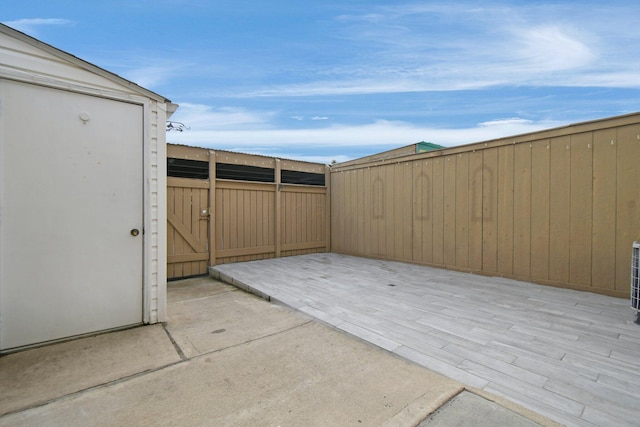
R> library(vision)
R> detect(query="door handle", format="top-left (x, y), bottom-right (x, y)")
top-left (130, 229), bottom-right (140, 236)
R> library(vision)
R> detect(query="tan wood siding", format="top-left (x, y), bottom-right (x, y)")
top-left (330, 113), bottom-right (640, 298)
top-left (615, 124), bottom-right (640, 291)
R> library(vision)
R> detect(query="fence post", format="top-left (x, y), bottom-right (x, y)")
top-left (209, 150), bottom-right (216, 266)
top-left (325, 164), bottom-right (331, 253)
top-left (275, 158), bottom-right (282, 258)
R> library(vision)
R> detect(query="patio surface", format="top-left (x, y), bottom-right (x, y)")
top-left (2, 276), bottom-right (551, 426)
top-left (212, 253), bottom-right (640, 427)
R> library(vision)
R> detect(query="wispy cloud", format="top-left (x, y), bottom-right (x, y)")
top-left (223, 2), bottom-right (640, 98)
top-left (170, 102), bottom-right (275, 130)
top-left (513, 25), bottom-right (595, 72)
top-left (121, 65), bottom-right (183, 89)
top-left (166, 114), bottom-right (564, 160)
top-left (3, 18), bottom-right (74, 36)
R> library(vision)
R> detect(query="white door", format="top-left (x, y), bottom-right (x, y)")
top-left (0, 80), bottom-right (143, 350)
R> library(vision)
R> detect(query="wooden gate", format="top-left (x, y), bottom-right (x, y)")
top-left (167, 177), bottom-right (210, 279)
top-left (167, 144), bottom-right (331, 279)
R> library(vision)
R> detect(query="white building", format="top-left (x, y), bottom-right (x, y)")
top-left (0, 24), bottom-right (176, 351)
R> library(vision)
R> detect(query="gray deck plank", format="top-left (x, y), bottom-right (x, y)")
top-left (212, 253), bottom-right (640, 427)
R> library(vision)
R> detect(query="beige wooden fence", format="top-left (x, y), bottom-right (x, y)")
top-left (167, 145), bottom-right (330, 279)
top-left (330, 113), bottom-right (640, 298)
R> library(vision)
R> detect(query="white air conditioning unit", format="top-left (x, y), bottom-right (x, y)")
top-left (632, 242), bottom-right (640, 316)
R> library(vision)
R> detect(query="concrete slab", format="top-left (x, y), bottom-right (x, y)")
top-left (0, 279), bottom-right (464, 427)
top-left (419, 391), bottom-right (542, 426)
top-left (166, 276), bottom-right (234, 303)
top-left (165, 281), bottom-right (310, 358)
top-left (0, 324), bottom-right (180, 416)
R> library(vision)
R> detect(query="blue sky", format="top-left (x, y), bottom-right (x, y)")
top-left (4, 1), bottom-right (640, 163)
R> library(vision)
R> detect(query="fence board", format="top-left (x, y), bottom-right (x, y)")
top-left (357, 168), bottom-right (366, 255)
top-left (615, 124), bottom-right (640, 291)
top-left (383, 165), bottom-right (394, 258)
top-left (549, 136), bottom-right (571, 283)
top-left (468, 152), bottom-right (483, 271)
top-left (444, 156), bottom-right (457, 266)
top-left (482, 148), bottom-right (498, 272)
top-left (530, 140), bottom-right (550, 280)
top-left (591, 128), bottom-right (617, 290)
top-left (569, 132), bottom-right (593, 287)
top-left (432, 159), bottom-right (445, 265)
top-left (401, 163), bottom-right (413, 261)
top-left (497, 145), bottom-right (514, 275)
top-left (363, 167), bottom-right (372, 257)
top-left (513, 143), bottom-right (531, 278)
top-left (331, 172), bottom-right (344, 253)
top-left (455, 153), bottom-right (470, 269)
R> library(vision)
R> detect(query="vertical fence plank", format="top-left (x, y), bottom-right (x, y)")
top-left (468, 152), bottom-right (483, 271)
top-left (432, 158), bottom-right (445, 265)
top-left (513, 143), bottom-right (531, 278)
top-left (209, 151), bottom-right (216, 266)
top-left (216, 188), bottom-right (223, 253)
top-left (392, 164), bottom-right (403, 259)
top-left (444, 156), bottom-right (457, 266)
top-left (383, 165), bottom-right (394, 258)
top-left (549, 136), bottom-right (571, 283)
top-left (332, 171), bottom-right (344, 253)
top-left (422, 160), bottom-right (433, 263)
top-left (530, 140), bottom-right (550, 280)
top-left (275, 159), bottom-right (281, 257)
top-left (363, 166), bottom-right (371, 257)
top-left (325, 165), bottom-right (332, 252)
top-left (455, 153), bottom-right (470, 269)
top-left (370, 167), bottom-right (383, 256)
top-left (591, 128), bottom-right (617, 290)
top-left (402, 162), bottom-right (414, 261)
top-left (569, 132), bottom-right (593, 287)
top-left (497, 145), bottom-right (514, 275)
top-left (412, 161), bottom-right (424, 262)
top-left (182, 186), bottom-right (193, 276)
top-left (167, 186), bottom-right (176, 278)
top-left (482, 148), bottom-right (498, 273)
top-left (357, 168), bottom-right (366, 255)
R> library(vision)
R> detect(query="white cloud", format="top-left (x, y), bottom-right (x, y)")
top-left (3, 18), bottom-right (73, 35)
top-left (121, 65), bottom-right (180, 89)
top-left (513, 25), bottom-right (596, 72)
top-left (479, 118), bottom-right (532, 127)
top-left (169, 102), bottom-right (275, 130)
top-left (290, 116), bottom-right (304, 121)
top-left (166, 116), bottom-right (565, 161)
top-left (311, 116), bottom-right (329, 120)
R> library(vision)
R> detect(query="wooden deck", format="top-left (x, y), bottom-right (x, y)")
top-left (212, 253), bottom-right (640, 427)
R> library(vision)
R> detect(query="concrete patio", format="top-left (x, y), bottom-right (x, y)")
top-left (0, 276), bottom-right (552, 426)
top-left (212, 253), bottom-right (640, 427)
